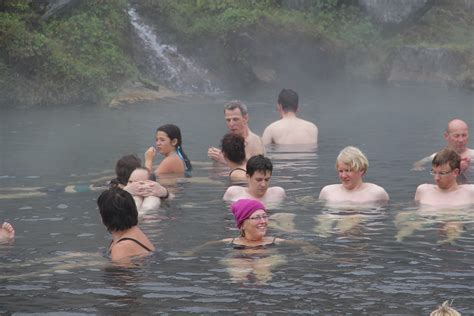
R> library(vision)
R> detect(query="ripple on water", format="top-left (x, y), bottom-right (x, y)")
top-left (58, 288), bottom-right (127, 296)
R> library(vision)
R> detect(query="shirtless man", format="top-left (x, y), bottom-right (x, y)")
top-left (262, 89), bottom-right (318, 145)
top-left (415, 148), bottom-right (474, 206)
top-left (319, 146), bottom-right (389, 204)
top-left (413, 119), bottom-right (474, 177)
top-left (223, 155), bottom-right (286, 206)
top-left (208, 100), bottom-right (265, 164)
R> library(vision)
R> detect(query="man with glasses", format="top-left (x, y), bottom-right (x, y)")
top-left (223, 155), bottom-right (285, 206)
top-left (413, 119), bottom-right (474, 181)
top-left (208, 100), bottom-right (265, 165)
top-left (415, 148), bottom-right (474, 206)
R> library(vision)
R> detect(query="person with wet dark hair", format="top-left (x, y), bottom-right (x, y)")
top-left (145, 124), bottom-right (192, 177)
top-left (111, 154), bottom-right (169, 203)
top-left (97, 187), bottom-right (155, 262)
top-left (112, 155), bottom-right (141, 187)
top-left (415, 148), bottom-right (474, 206)
top-left (223, 155), bottom-right (285, 206)
top-left (221, 133), bottom-right (247, 181)
top-left (262, 89), bottom-right (318, 145)
top-left (208, 100), bottom-right (265, 165)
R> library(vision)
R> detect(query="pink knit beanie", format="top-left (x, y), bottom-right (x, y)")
top-left (231, 199), bottom-right (266, 228)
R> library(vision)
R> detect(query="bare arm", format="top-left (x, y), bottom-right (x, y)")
top-left (261, 126), bottom-right (273, 146)
top-left (412, 154), bottom-right (435, 171)
top-left (144, 147), bottom-right (156, 172)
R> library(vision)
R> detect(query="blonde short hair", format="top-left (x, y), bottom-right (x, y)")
top-left (430, 300), bottom-right (461, 316)
top-left (335, 146), bottom-right (369, 173)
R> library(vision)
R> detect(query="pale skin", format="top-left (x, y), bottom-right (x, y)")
top-left (318, 162), bottom-right (389, 204)
top-left (208, 108), bottom-right (265, 164)
top-left (223, 170), bottom-right (286, 206)
top-left (0, 222), bottom-right (15, 243)
top-left (145, 130), bottom-right (184, 177)
top-left (414, 163), bottom-right (474, 206)
top-left (413, 119), bottom-right (474, 173)
top-left (109, 226), bottom-right (155, 263)
top-left (126, 169), bottom-right (161, 212)
top-left (262, 105), bottom-right (318, 145)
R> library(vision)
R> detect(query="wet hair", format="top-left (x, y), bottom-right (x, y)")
top-left (97, 188), bottom-right (138, 232)
top-left (114, 155), bottom-right (141, 186)
top-left (430, 300), bottom-right (461, 316)
top-left (224, 100), bottom-right (248, 116)
top-left (221, 133), bottom-right (246, 165)
top-left (432, 148), bottom-right (460, 170)
top-left (246, 155), bottom-right (273, 177)
top-left (336, 146), bottom-right (369, 173)
top-left (157, 124), bottom-right (192, 171)
top-left (278, 89), bottom-right (298, 112)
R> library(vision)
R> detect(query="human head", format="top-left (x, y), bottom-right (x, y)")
top-left (128, 167), bottom-right (150, 183)
top-left (429, 300), bottom-right (461, 316)
top-left (246, 155), bottom-right (273, 177)
top-left (277, 88), bottom-right (299, 113)
top-left (97, 188), bottom-right (138, 232)
top-left (224, 100), bottom-right (248, 116)
top-left (231, 199), bottom-right (266, 229)
top-left (221, 133), bottom-right (246, 165)
top-left (432, 148), bottom-right (461, 171)
top-left (115, 155), bottom-right (141, 185)
top-left (224, 100), bottom-right (249, 136)
top-left (246, 155), bottom-right (273, 198)
top-left (335, 146), bottom-right (369, 174)
top-left (157, 124), bottom-right (182, 148)
top-left (444, 119), bottom-right (469, 153)
top-left (431, 149), bottom-right (460, 189)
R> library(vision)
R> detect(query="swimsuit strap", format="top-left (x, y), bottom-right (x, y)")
top-left (114, 237), bottom-right (152, 252)
top-left (271, 236), bottom-right (277, 245)
top-left (229, 167), bottom-right (246, 177)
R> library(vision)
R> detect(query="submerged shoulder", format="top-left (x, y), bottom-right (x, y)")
top-left (223, 185), bottom-right (245, 200)
top-left (157, 155), bottom-right (184, 174)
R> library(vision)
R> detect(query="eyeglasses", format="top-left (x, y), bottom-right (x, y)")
top-left (430, 169), bottom-right (453, 176)
top-left (248, 214), bottom-right (269, 221)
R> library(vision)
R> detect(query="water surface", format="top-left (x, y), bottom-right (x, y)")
top-left (1, 82), bottom-right (473, 314)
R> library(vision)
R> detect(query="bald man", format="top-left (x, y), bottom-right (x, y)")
top-left (413, 119), bottom-right (474, 178)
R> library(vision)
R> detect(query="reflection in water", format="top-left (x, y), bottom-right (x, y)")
top-left (394, 206), bottom-right (474, 244)
top-left (2, 84), bottom-right (474, 314)
top-left (314, 204), bottom-right (386, 238)
top-left (221, 249), bottom-right (287, 284)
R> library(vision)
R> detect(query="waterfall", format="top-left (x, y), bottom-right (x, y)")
top-left (128, 8), bottom-right (218, 94)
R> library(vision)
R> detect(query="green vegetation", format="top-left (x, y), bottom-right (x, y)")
top-left (0, 0), bottom-right (136, 105)
top-left (142, 0), bottom-right (381, 48)
top-left (0, 0), bottom-right (472, 106)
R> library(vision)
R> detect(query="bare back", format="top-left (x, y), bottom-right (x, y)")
top-left (245, 130), bottom-right (266, 159)
top-left (262, 117), bottom-right (318, 145)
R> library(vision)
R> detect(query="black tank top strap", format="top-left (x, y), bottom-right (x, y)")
top-left (271, 236), bottom-right (277, 245)
top-left (115, 237), bottom-right (152, 252)
top-left (229, 167), bottom-right (246, 177)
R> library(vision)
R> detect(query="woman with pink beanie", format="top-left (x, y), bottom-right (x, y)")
top-left (222, 199), bottom-right (284, 248)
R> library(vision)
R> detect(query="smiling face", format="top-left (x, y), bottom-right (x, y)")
top-left (241, 209), bottom-right (268, 240)
top-left (247, 170), bottom-right (271, 198)
top-left (444, 120), bottom-right (469, 153)
top-left (155, 131), bottom-right (177, 156)
top-left (337, 162), bottom-right (364, 190)
top-left (224, 108), bottom-right (248, 136)
top-left (432, 162), bottom-right (459, 190)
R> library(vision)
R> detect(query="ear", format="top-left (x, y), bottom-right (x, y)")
top-left (243, 113), bottom-right (249, 123)
top-left (453, 168), bottom-right (460, 176)
top-left (443, 131), bottom-right (449, 141)
top-left (171, 138), bottom-right (178, 147)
